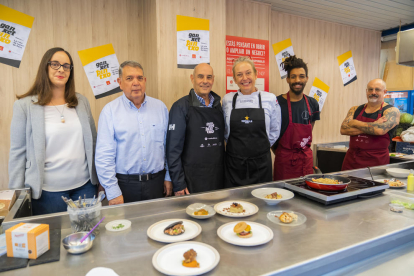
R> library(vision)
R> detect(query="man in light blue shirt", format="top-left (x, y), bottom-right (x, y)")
top-left (95, 61), bottom-right (172, 205)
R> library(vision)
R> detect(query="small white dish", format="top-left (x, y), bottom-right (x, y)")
top-left (373, 179), bottom-right (407, 189)
top-left (152, 241), bottom-right (220, 276)
top-left (217, 221), bottom-right (273, 247)
top-left (105, 220), bottom-right (131, 232)
top-left (386, 168), bottom-right (411, 178)
top-left (267, 210), bottom-right (307, 227)
top-left (186, 203), bottom-right (216, 219)
top-left (214, 201), bottom-right (259, 218)
top-left (251, 188), bottom-right (294, 205)
top-left (147, 219), bottom-right (202, 243)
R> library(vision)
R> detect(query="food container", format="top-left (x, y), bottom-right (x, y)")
top-left (389, 203), bottom-right (404, 213)
top-left (62, 232), bottom-right (95, 254)
top-left (303, 174), bottom-right (351, 191)
top-left (67, 199), bottom-right (101, 235)
top-left (389, 193), bottom-right (414, 210)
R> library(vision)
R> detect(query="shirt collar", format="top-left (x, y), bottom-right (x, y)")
top-left (194, 92), bottom-right (214, 107)
top-left (122, 93), bottom-right (148, 109)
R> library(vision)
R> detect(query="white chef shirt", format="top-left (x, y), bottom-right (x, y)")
top-left (222, 90), bottom-right (282, 146)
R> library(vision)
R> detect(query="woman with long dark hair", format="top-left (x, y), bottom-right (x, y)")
top-left (8, 47), bottom-right (98, 215)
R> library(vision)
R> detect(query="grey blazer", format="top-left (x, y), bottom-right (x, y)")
top-left (8, 93), bottom-right (98, 199)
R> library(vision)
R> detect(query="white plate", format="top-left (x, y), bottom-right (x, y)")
top-left (152, 241), bottom-right (220, 276)
top-left (147, 219), bottom-right (202, 243)
top-left (373, 179), bottom-right (407, 189)
top-left (217, 221), bottom-right (273, 246)
top-left (251, 188), bottom-right (294, 205)
top-left (386, 168), bottom-right (411, 178)
top-left (267, 210), bottom-right (307, 227)
top-left (214, 201), bottom-right (259, 217)
top-left (186, 203), bottom-right (216, 219)
top-left (105, 220), bottom-right (132, 232)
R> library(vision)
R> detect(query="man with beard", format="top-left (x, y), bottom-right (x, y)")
top-left (273, 56), bottom-right (320, 180)
top-left (340, 79), bottom-right (399, 170)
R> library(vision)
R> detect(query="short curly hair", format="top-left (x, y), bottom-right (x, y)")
top-left (281, 55), bottom-right (308, 77)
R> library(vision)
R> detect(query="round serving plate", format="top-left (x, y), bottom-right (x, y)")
top-left (152, 241), bottom-right (220, 276)
top-left (147, 219), bottom-right (202, 243)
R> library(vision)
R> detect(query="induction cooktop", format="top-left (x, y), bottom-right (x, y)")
top-left (284, 176), bottom-right (388, 205)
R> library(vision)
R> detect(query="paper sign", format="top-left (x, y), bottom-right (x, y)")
top-left (272, 38), bottom-right (294, 79)
top-left (0, 4), bottom-right (34, 68)
top-left (78, 44), bottom-right (121, 99)
top-left (308, 77), bottom-right (330, 111)
top-left (337, 50), bottom-right (357, 86)
top-left (177, 15), bottom-right (210, 69)
top-left (226, 35), bottom-right (269, 93)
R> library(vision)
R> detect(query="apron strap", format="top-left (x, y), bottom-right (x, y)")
top-left (258, 92), bottom-right (263, 109)
top-left (357, 102), bottom-right (384, 120)
top-left (303, 95), bottom-right (312, 125)
top-left (287, 92), bottom-right (293, 124)
top-left (232, 92), bottom-right (239, 109)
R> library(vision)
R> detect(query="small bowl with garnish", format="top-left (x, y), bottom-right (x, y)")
top-left (105, 219), bottom-right (131, 232)
top-left (251, 188), bottom-right (294, 205)
top-left (186, 203), bottom-right (216, 219)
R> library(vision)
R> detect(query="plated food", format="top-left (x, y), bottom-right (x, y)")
top-left (164, 221), bottom-right (185, 236)
top-left (214, 201), bottom-right (258, 217)
top-left (311, 178), bottom-right (342, 184)
top-left (251, 188), bottom-right (294, 206)
top-left (186, 203), bottom-right (216, 220)
top-left (105, 219), bottom-right (132, 232)
top-left (217, 221), bottom-right (273, 246)
top-left (147, 219), bottom-right (202, 243)
top-left (265, 192), bottom-right (282, 199)
top-left (277, 212), bottom-right (298, 224)
top-left (229, 202), bottom-right (244, 213)
top-left (152, 241), bottom-right (220, 276)
top-left (193, 209), bottom-right (208, 216)
top-left (267, 210), bottom-right (307, 227)
top-left (182, 249), bottom-right (199, 268)
top-left (384, 179), bottom-right (405, 187)
top-left (233, 222), bottom-right (252, 238)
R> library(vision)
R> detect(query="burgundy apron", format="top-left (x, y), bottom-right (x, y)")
top-left (341, 103), bottom-right (390, 171)
top-left (274, 93), bottom-right (314, 181)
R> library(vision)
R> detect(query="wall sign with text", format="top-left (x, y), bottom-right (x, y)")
top-left (0, 4), bottom-right (34, 68)
top-left (177, 15), bottom-right (210, 69)
top-left (226, 35), bottom-right (269, 93)
top-left (78, 44), bottom-right (121, 99)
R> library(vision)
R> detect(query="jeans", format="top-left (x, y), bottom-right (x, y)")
top-left (32, 180), bottom-right (97, 216)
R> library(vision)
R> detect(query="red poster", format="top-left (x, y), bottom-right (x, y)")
top-left (226, 35), bottom-right (269, 94)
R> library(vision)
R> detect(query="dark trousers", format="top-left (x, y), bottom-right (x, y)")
top-left (116, 171), bottom-right (165, 203)
top-left (32, 180), bottom-right (97, 216)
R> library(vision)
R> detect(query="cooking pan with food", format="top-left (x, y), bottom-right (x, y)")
top-left (304, 167), bottom-right (351, 191)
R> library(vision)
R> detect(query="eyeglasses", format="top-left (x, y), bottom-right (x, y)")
top-left (48, 61), bottom-right (73, 71)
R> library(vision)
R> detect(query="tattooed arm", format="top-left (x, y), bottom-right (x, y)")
top-left (340, 106), bottom-right (363, 136)
top-left (348, 107), bottom-right (400, 136)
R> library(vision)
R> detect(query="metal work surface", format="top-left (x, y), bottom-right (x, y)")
top-left (3, 162), bottom-right (414, 276)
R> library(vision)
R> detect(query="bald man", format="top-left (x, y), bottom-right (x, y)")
top-left (166, 63), bottom-right (225, 195)
top-left (340, 79), bottom-right (400, 170)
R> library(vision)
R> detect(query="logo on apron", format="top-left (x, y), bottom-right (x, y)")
top-left (241, 116), bottom-right (253, 124)
top-left (201, 122), bottom-right (219, 133)
top-left (300, 136), bottom-right (311, 148)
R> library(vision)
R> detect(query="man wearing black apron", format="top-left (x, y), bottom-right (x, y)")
top-left (167, 64), bottom-right (225, 196)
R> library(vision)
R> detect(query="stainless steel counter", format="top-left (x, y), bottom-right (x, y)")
top-left (3, 162), bottom-right (414, 275)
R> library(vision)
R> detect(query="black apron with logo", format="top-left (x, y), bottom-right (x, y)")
top-left (181, 102), bottom-right (225, 193)
top-left (225, 92), bottom-right (272, 187)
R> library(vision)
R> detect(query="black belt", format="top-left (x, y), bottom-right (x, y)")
top-left (116, 170), bottom-right (165, 182)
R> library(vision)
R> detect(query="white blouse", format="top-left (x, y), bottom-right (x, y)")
top-left (42, 104), bottom-right (90, 192)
